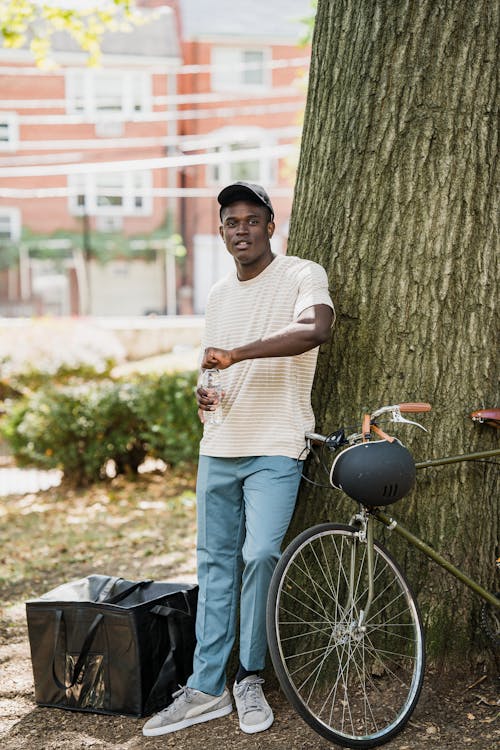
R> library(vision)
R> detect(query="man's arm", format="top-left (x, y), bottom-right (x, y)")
top-left (201, 304), bottom-right (334, 370)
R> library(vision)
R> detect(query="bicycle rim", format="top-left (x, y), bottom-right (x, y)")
top-left (267, 523), bottom-right (425, 748)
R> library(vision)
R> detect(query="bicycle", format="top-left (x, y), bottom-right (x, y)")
top-left (266, 402), bottom-right (500, 749)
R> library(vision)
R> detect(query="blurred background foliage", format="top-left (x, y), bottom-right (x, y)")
top-left (0, 319), bottom-right (200, 486)
top-left (1, 371), bottom-right (201, 486)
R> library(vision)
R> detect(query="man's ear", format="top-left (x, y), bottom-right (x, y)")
top-left (267, 221), bottom-right (275, 238)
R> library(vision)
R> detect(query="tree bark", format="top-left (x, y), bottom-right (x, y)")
top-left (288, 0), bottom-right (499, 659)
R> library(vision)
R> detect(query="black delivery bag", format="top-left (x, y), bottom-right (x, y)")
top-left (26, 575), bottom-right (198, 717)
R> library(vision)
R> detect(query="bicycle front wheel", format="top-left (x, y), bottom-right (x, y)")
top-left (267, 523), bottom-right (425, 748)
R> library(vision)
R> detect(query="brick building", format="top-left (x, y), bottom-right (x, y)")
top-left (0, 0), bottom-right (311, 316)
top-left (173, 0), bottom-right (311, 313)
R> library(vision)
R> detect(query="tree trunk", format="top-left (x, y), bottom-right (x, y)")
top-left (288, 0), bottom-right (499, 660)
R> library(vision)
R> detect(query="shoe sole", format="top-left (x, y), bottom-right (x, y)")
top-left (239, 711), bottom-right (274, 734)
top-left (142, 703), bottom-right (233, 737)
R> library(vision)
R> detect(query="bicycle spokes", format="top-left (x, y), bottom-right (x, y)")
top-left (268, 524), bottom-right (425, 747)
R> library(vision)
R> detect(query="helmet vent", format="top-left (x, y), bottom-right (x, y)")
top-left (383, 483), bottom-right (398, 498)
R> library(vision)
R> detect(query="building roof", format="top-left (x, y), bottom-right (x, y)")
top-left (179, 0), bottom-right (313, 42)
top-left (51, 6), bottom-right (180, 62)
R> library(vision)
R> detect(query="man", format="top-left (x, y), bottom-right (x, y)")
top-left (143, 182), bottom-right (334, 737)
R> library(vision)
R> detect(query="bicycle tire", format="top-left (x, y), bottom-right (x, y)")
top-left (481, 593), bottom-right (500, 647)
top-left (267, 523), bottom-right (425, 748)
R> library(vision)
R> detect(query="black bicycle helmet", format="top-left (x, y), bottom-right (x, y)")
top-left (330, 439), bottom-right (416, 506)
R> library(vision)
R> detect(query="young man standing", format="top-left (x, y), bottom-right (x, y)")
top-left (143, 181), bottom-right (334, 737)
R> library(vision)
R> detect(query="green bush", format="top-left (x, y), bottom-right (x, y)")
top-left (1, 371), bottom-right (202, 486)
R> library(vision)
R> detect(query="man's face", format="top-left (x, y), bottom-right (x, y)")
top-left (219, 200), bottom-right (275, 272)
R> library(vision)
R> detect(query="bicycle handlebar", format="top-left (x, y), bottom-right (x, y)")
top-left (398, 402), bottom-right (432, 413)
top-left (305, 431), bottom-right (331, 445)
top-left (305, 402), bottom-right (432, 448)
top-left (370, 402), bottom-right (432, 419)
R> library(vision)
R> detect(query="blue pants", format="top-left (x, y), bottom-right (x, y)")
top-left (187, 455), bottom-right (303, 696)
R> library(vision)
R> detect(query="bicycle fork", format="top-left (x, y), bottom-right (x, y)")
top-left (349, 508), bottom-right (375, 632)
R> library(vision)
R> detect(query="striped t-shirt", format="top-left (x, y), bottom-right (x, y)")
top-left (199, 254), bottom-right (334, 459)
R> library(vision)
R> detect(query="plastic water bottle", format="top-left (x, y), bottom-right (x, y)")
top-left (201, 368), bottom-right (222, 425)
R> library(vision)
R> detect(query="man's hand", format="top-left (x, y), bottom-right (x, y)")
top-left (196, 349), bottom-right (232, 423)
top-left (196, 383), bottom-right (225, 422)
top-left (201, 347), bottom-right (235, 370)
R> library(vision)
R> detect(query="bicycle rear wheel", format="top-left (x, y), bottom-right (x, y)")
top-left (267, 523), bottom-right (425, 748)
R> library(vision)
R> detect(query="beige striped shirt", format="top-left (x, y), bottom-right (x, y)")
top-left (199, 254), bottom-right (334, 459)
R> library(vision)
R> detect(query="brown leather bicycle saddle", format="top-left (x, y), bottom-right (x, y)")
top-left (470, 408), bottom-right (500, 429)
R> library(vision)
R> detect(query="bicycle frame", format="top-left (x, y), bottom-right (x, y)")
top-left (269, 408), bottom-right (499, 747)
top-left (343, 444), bottom-right (500, 624)
top-left (415, 447), bottom-right (500, 469)
top-left (306, 407), bottom-right (500, 624)
top-left (372, 508), bottom-right (500, 609)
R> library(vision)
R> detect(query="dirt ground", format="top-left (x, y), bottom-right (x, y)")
top-left (0, 472), bottom-right (498, 750)
top-left (1, 634), bottom-right (498, 750)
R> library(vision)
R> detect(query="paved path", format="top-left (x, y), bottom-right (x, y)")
top-left (0, 468), bottom-right (62, 496)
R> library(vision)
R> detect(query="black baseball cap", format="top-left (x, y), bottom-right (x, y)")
top-left (217, 181), bottom-right (274, 220)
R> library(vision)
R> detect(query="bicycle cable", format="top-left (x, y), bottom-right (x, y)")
top-left (296, 434), bottom-right (346, 490)
top-left (296, 445), bottom-right (331, 489)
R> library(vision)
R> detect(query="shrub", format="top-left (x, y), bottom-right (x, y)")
top-left (134, 371), bottom-right (203, 465)
top-left (1, 371), bottom-right (202, 486)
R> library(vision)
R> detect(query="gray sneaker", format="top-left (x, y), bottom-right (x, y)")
top-left (233, 676), bottom-right (274, 734)
top-left (142, 686), bottom-right (233, 737)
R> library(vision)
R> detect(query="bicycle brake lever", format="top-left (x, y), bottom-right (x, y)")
top-left (390, 408), bottom-right (428, 432)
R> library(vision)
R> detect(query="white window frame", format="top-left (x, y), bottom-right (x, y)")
top-left (0, 207), bottom-right (21, 240)
top-left (211, 46), bottom-right (270, 92)
top-left (65, 70), bottom-right (152, 118)
top-left (68, 171), bottom-right (152, 217)
top-left (207, 127), bottom-right (276, 186)
top-left (0, 113), bottom-right (19, 152)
